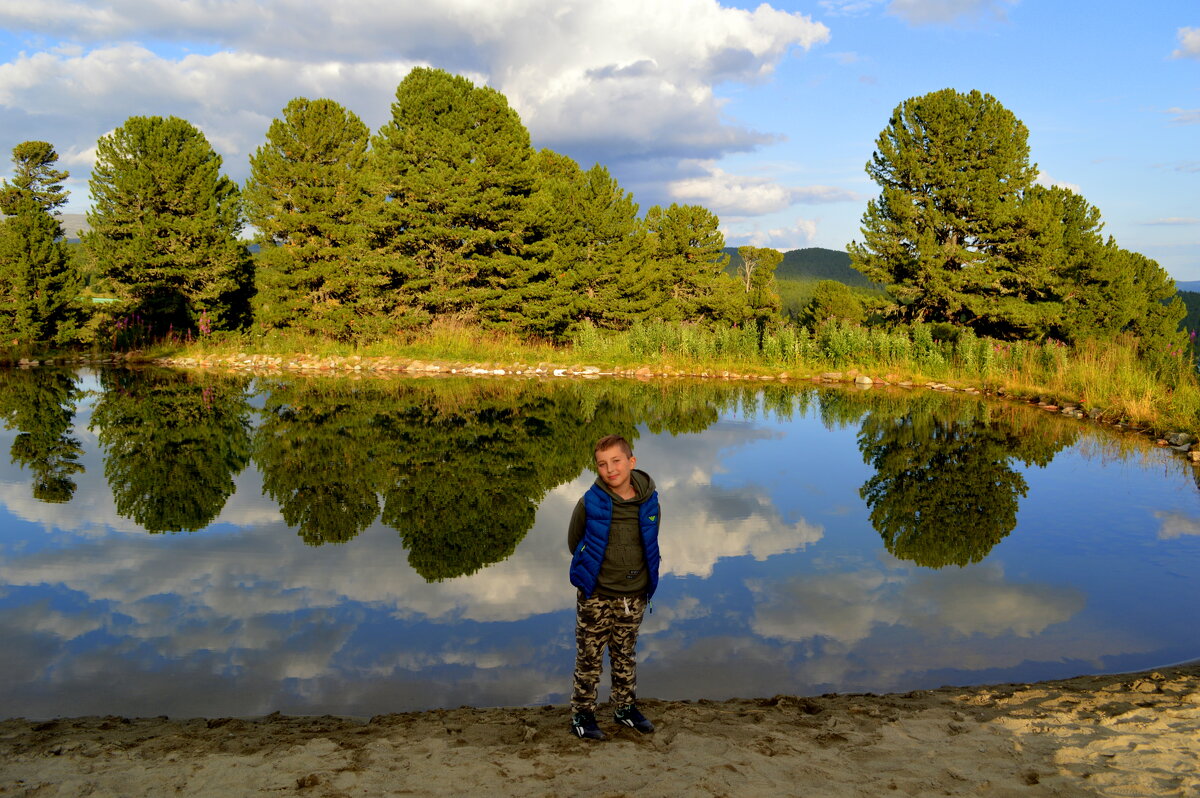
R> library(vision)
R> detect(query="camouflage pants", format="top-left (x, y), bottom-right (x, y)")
top-left (571, 592), bottom-right (647, 713)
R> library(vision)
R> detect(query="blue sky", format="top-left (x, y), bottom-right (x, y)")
top-left (1, 0), bottom-right (1196, 278)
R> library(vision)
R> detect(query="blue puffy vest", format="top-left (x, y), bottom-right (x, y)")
top-left (569, 482), bottom-right (661, 599)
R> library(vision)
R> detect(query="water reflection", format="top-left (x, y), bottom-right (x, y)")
top-left (90, 369), bottom-right (253, 533)
top-left (0, 368), bottom-right (1198, 719)
top-left (0, 368), bottom-right (84, 503)
top-left (851, 393), bottom-right (1077, 567)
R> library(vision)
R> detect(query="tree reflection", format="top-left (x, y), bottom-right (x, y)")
top-left (251, 377), bottom-right (740, 579)
top-left (90, 368), bottom-right (252, 532)
top-left (254, 387), bottom-right (384, 545)
top-left (0, 368), bottom-right (84, 503)
top-left (841, 391), bottom-right (1076, 568)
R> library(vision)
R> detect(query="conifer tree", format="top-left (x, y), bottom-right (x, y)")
top-left (849, 89), bottom-right (1039, 334)
top-left (0, 141), bottom-right (68, 214)
top-left (646, 203), bottom-right (739, 324)
top-left (245, 98), bottom-right (385, 340)
top-left (0, 141), bottom-right (82, 345)
top-left (84, 116), bottom-right (252, 333)
top-left (736, 245), bottom-right (783, 331)
top-left (372, 68), bottom-right (539, 327)
top-left (527, 152), bottom-right (653, 335)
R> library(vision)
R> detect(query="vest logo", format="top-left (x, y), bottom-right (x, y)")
top-left (648, 515), bottom-right (657, 522)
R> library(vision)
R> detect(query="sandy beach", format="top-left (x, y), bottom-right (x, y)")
top-left (2, 663), bottom-right (1197, 798)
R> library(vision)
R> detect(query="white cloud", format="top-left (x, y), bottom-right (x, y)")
top-left (0, 0), bottom-right (830, 201)
top-left (1166, 106), bottom-right (1200, 125)
top-left (886, 0), bottom-right (1017, 25)
top-left (1035, 170), bottom-right (1081, 194)
top-left (1173, 26), bottom-right (1200, 59)
top-left (749, 562), bottom-right (1085, 646)
top-left (731, 217), bottom-right (820, 249)
top-left (1155, 511), bottom-right (1200, 540)
top-left (669, 163), bottom-right (863, 217)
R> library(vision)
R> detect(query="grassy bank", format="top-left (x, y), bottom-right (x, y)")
top-left (10, 318), bottom-right (1200, 438)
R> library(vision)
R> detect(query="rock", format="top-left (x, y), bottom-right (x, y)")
top-left (854, 375), bottom-right (873, 385)
top-left (1165, 432), bottom-right (1194, 447)
top-left (821, 372), bottom-right (842, 382)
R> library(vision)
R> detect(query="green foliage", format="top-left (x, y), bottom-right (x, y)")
top-left (372, 68), bottom-right (539, 328)
top-left (800, 279), bottom-right (866, 326)
top-left (736, 246), bottom-right (783, 332)
top-left (0, 141), bottom-right (69, 214)
top-left (0, 368), bottom-right (84, 502)
top-left (89, 368), bottom-right (252, 533)
top-left (84, 116), bottom-right (252, 335)
top-left (244, 98), bottom-right (387, 341)
top-left (647, 203), bottom-right (739, 324)
top-left (526, 152), bottom-right (653, 337)
top-left (0, 142), bottom-right (83, 346)
top-left (849, 88), bottom-right (1039, 333)
top-left (0, 194), bottom-right (83, 346)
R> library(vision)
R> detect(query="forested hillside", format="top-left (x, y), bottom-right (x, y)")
top-left (726, 246), bottom-right (876, 288)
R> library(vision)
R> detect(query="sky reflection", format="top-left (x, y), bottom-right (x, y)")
top-left (1, 370), bottom-right (1199, 718)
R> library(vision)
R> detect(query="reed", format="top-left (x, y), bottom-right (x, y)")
top-left (32, 317), bottom-right (1197, 437)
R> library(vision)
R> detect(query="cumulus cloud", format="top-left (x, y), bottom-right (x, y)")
top-left (1035, 170), bottom-right (1081, 194)
top-left (668, 163), bottom-right (864, 216)
top-left (0, 0), bottom-right (830, 199)
top-left (1173, 26), bottom-right (1200, 59)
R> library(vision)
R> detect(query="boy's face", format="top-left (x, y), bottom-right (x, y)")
top-left (595, 445), bottom-right (636, 494)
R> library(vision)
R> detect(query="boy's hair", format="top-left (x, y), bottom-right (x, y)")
top-left (594, 434), bottom-right (632, 459)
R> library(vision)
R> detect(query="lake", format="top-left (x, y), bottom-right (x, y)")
top-left (1, 367), bottom-right (1198, 720)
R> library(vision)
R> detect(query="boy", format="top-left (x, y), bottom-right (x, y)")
top-left (567, 434), bottom-right (661, 740)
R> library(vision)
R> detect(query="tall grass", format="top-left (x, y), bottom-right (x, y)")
top-left (88, 316), bottom-right (1200, 437)
top-left (568, 319), bottom-right (1200, 434)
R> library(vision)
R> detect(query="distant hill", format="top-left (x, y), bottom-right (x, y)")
top-left (1180, 290), bottom-right (1200, 334)
top-left (57, 213), bottom-right (90, 242)
top-left (725, 246), bottom-right (876, 289)
top-left (1175, 280), bottom-right (1200, 294)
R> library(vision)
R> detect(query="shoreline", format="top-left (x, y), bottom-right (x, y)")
top-left (14, 349), bottom-right (1199, 467)
top-left (4, 662), bottom-right (1198, 797)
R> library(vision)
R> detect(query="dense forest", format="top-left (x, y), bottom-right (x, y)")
top-left (0, 75), bottom-right (1193, 366)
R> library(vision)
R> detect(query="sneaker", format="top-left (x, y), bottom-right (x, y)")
top-left (613, 703), bottom-right (654, 733)
top-left (571, 710), bottom-right (605, 740)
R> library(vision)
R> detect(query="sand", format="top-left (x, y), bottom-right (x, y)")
top-left (2, 663), bottom-right (1197, 798)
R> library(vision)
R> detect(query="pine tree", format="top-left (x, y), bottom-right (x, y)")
top-left (645, 203), bottom-right (739, 324)
top-left (736, 246), bottom-right (783, 331)
top-left (372, 68), bottom-right (539, 327)
top-left (0, 141), bottom-right (82, 345)
top-left (849, 89), bottom-right (1039, 334)
top-left (84, 116), bottom-right (252, 334)
top-left (0, 141), bottom-right (69, 214)
top-left (245, 98), bottom-right (386, 340)
top-left (526, 152), bottom-right (655, 335)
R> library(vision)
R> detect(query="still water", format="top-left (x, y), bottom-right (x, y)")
top-left (1, 367), bottom-right (1198, 720)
